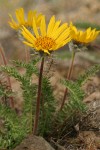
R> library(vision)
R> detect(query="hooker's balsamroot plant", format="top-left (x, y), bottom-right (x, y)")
top-left (60, 22), bottom-right (100, 110)
top-left (21, 14), bottom-right (71, 135)
top-left (0, 7), bottom-right (100, 149)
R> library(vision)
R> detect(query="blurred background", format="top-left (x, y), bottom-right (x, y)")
top-left (0, 0), bottom-right (100, 61)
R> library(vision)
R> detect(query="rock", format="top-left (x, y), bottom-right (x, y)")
top-left (13, 135), bottom-right (55, 150)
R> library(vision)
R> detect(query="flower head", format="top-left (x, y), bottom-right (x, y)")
top-left (70, 22), bottom-right (100, 44)
top-left (9, 8), bottom-right (43, 30)
top-left (21, 16), bottom-right (71, 54)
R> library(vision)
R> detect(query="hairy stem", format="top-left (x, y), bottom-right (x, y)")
top-left (25, 45), bottom-right (30, 63)
top-left (60, 51), bottom-right (75, 110)
top-left (33, 57), bottom-right (44, 135)
top-left (0, 45), bottom-right (14, 108)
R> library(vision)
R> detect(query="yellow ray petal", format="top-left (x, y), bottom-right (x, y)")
top-left (51, 20), bottom-right (61, 34)
top-left (36, 14), bottom-right (43, 26)
top-left (32, 18), bottom-right (39, 38)
top-left (62, 37), bottom-right (72, 46)
top-left (43, 49), bottom-right (50, 54)
top-left (90, 29), bottom-right (96, 38)
top-left (23, 41), bottom-right (34, 47)
top-left (16, 8), bottom-right (25, 24)
top-left (9, 14), bottom-right (16, 24)
top-left (71, 25), bottom-right (78, 35)
top-left (9, 15), bottom-right (18, 29)
top-left (80, 32), bottom-right (87, 42)
top-left (15, 9), bottom-right (21, 23)
top-left (47, 16), bottom-right (55, 36)
top-left (54, 43), bottom-right (63, 50)
top-left (22, 26), bottom-right (36, 43)
top-left (92, 31), bottom-right (100, 40)
top-left (56, 28), bottom-right (70, 43)
top-left (51, 23), bottom-right (68, 39)
top-left (40, 16), bottom-right (46, 36)
top-left (86, 27), bottom-right (91, 35)
top-left (27, 10), bottom-right (36, 26)
top-left (22, 31), bottom-right (34, 44)
top-left (9, 23), bottom-right (18, 29)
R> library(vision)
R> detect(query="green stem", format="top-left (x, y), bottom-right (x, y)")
top-left (25, 45), bottom-right (30, 63)
top-left (60, 51), bottom-right (75, 111)
top-left (33, 57), bottom-right (44, 135)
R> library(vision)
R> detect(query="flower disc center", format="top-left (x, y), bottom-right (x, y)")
top-left (35, 36), bottom-right (56, 50)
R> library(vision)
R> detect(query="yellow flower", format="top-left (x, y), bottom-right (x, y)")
top-left (70, 22), bottom-right (100, 44)
top-left (21, 16), bottom-right (71, 54)
top-left (9, 8), bottom-right (43, 30)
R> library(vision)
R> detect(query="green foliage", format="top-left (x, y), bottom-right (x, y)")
top-left (0, 55), bottom-right (100, 149)
top-left (39, 77), bottom-right (56, 136)
top-left (55, 64), bottom-right (100, 137)
top-left (12, 59), bottom-right (39, 77)
top-left (75, 21), bottom-right (100, 30)
top-left (0, 58), bottom-right (56, 147)
top-left (51, 78), bottom-right (86, 138)
top-left (0, 65), bottom-right (26, 83)
top-left (0, 59), bottom-right (38, 112)
top-left (61, 80), bottom-right (86, 111)
top-left (0, 105), bottom-right (26, 149)
top-left (0, 80), bottom-right (12, 101)
top-left (0, 59), bottom-right (39, 113)
top-left (77, 64), bottom-right (100, 86)
top-left (0, 58), bottom-right (39, 149)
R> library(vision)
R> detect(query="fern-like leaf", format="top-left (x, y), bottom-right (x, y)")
top-left (0, 59), bottom-right (39, 145)
top-left (0, 104), bottom-right (26, 149)
top-left (0, 81), bottom-right (12, 98)
top-left (12, 58), bottom-right (39, 77)
top-left (55, 79), bottom-right (86, 137)
top-left (0, 66), bottom-right (27, 83)
top-left (61, 79), bottom-right (85, 107)
top-left (77, 64), bottom-right (100, 86)
top-left (39, 77), bottom-right (56, 136)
